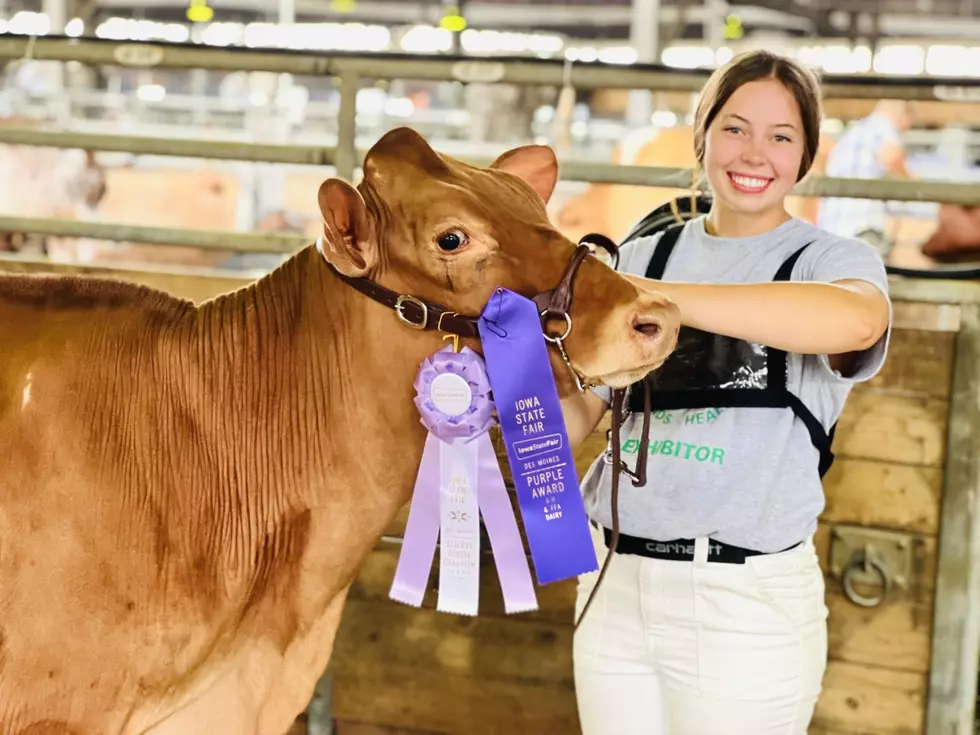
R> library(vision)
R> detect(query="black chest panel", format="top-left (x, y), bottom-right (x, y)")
top-left (626, 223), bottom-right (837, 478)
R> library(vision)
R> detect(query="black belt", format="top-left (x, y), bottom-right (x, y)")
top-left (601, 527), bottom-right (801, 565)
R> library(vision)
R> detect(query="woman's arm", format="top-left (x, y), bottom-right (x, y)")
top-left (560, 390), bottom-right (609, 449)
top-left (626, 274), bottom-right (890, 356)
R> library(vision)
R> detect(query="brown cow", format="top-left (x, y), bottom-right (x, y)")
top-left (919, 203), bottom-right (980, 262)
top-left (0, 127), bottom-right (679, 734)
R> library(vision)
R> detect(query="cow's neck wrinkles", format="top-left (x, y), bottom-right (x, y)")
top-left (185, 245), bottom-right (440, 638)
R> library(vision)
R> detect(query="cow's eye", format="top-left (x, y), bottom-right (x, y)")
top-left (436, 229), bottom-right (469, 253)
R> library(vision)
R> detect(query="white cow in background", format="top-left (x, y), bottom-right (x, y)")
top-left (0, 118), bottom-right (107, 259)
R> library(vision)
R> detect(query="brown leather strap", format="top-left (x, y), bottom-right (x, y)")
top-left (533, 235), bottom-right (620, 322)
top-left (321, 257), bottom-right (481, 338)
top-left (319, 233), bottom-right (619, 343)
top-left (532, 243), bottom-right (591, 322)
top-left (575, 386), bottom-right (625, 630)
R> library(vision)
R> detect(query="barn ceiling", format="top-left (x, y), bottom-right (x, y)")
top-left (8, 0), bottom-right (980, 41)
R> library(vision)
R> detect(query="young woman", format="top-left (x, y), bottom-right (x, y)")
top-left (561, 50), bottom-right (891, 734)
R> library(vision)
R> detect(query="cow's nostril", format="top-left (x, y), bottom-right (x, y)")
top-left (633, 318), bottom-right (662, 338)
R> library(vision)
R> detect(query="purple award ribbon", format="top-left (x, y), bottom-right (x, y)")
top-left (477, 288), bottom-right (599, 585)
top-left (389, 345), bottom-right (538, 615)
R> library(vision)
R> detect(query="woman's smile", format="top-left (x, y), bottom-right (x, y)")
top-left (727, 172), bottom-right (774, 194)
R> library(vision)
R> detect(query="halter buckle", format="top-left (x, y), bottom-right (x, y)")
top-left (394, 294), bottom-right (429, 330)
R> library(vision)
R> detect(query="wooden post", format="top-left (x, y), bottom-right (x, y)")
top-left (927, 302), bottom-right (980, 735)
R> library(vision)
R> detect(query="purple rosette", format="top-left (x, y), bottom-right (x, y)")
top-left (412, 346), bottom-right (495, 442)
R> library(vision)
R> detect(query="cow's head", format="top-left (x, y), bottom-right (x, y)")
top-left (316, 127), bottom-right (679, 394)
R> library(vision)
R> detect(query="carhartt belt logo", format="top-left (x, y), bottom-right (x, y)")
top-left (646, 541), bottom-right (696, 556)
top-left (645, 541), bottom-right (726, 556)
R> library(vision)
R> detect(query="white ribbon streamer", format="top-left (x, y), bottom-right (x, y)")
top-left (436, 438), bottom-right (482, 616)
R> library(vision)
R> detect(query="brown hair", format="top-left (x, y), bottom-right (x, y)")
top-left (693, 50), bottom-right (823, 182)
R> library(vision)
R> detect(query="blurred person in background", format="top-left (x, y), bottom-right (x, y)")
top-left (817, 99), bottom-right (915, 258)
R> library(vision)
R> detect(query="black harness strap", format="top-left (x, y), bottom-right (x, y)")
top-left (766, 243), bottom-right (811, 391)
top-left (769, 242), bottom-right (838, 477)
top-left (643, 223), bottom-right (684, 281)
top-left (626, 221), bottom-right (837, 478)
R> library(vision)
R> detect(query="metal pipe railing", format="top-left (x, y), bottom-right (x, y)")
top-left (0, 126), bottom-right (978, 205)
top-left (0, 127), bottom-right (340, 166)
top-left (0, 35), bottom-right (976, 100)
top-left (0, 216), bottom-right (307, 252)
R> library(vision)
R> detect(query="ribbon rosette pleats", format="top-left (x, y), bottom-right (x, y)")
top-left (389, 345), bottom-right (538, 616)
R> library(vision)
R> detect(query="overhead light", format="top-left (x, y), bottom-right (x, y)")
top-left (187, 0), bottom-right (214, 23)
top-left (440, 6), bottom-right (466, 32)
top-left (65, 18), bottom-right (84, 37)
top-left (136, 84), bottom-right (166, 102)
top-left (723, 14), bottom-right (744, 40)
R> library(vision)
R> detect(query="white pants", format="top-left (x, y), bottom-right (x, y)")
top-left (573, 525), bottom-right (828, 735)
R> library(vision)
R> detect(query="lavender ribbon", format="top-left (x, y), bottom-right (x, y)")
top-left (478, 288), bottom-right (599, 585)
top-left (389, 345), bottom-right (538, 615)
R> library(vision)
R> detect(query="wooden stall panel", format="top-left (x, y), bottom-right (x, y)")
top-left (809, 324), bottom-right (953, 735)
top-left (821, 460), bottom-right (942, 535)
top-left (811, 661), bottom-right (927, 735)
top-left (331, 600), bottom-right (578, 735)
top-left (866, 330), bottom-right (956, 399)
top-left (833, 389), bottom-right (947, 467)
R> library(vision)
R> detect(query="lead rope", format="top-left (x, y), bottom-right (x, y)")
top-left (573, 387), bottom-right (624, 630)
top-left (573, 380), bottom-right (653, 630)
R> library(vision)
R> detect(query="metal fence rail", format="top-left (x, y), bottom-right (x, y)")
top-left (0, 35), bottom-right (978, 100)
top-left (0, 128), bottom-right (341, 166)
top-left (2, 126), bottom-right (980, 206)
top-left (0, 216), bottom-right (307, 252)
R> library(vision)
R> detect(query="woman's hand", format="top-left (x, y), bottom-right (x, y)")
top-left (625, 275), bottom-right (890, 357)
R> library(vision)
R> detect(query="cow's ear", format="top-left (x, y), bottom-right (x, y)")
top-left (317, 178), bottom-right (378, 277)
top-left (490, 145), bottom-right (558, 205)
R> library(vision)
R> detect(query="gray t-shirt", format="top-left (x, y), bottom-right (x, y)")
top-left (582, 215), bottom-right (892, 552)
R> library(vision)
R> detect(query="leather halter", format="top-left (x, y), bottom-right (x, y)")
top-left (317, 232), bottom-right (639, 630)
top-left (317, 237), bottom-right (482, 338)
top-left (316, 233), bottom-right (619, 391)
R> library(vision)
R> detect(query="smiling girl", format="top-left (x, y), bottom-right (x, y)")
top-left (561, 51), bottom-right (891, 734)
